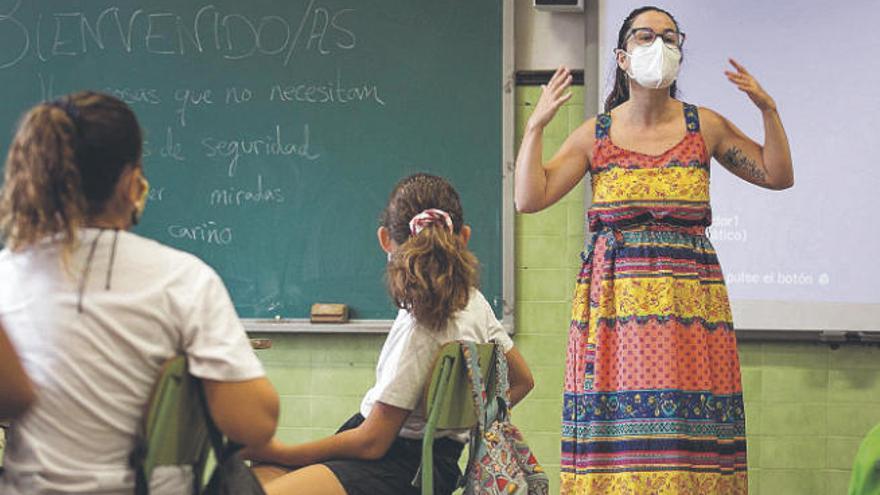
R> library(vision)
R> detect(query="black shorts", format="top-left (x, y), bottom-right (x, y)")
top-left (323, 413), bottom-right (464, 495)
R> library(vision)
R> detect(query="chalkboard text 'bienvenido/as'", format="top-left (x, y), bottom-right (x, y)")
top-left (0, 1), bottom-right (356, 69)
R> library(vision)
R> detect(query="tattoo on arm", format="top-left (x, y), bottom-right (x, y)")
top-left (720, 146), bottom-right (767, 183)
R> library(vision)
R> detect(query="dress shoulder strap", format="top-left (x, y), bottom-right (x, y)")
top-left (683, 103), bottom-right (701, 133)
top-left (595, 113), bottom-right (612, 139)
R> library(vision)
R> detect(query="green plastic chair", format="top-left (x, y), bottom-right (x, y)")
top-left (420, 341), bottom-right (497, 495)
top-left (849, 422), bottom-right (880, 495)
top-left (130, 356), bottom-right (212, 495)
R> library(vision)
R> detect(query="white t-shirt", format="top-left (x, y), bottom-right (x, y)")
top-left (0, 228), bottom-right (264, 495)
top-left (359, 289), bottom-right (513, 442)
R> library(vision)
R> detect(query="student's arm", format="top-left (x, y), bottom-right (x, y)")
top-left (247, 402), bottom-right (410, 466)
top-left (505, 347), bottom-right (534, 408)
top-left (179, 267), bottom-right (280, 447)
top-left (0, 323), bottom-right (35, 420)
top-left (203, 377), bottom-right (280, 447)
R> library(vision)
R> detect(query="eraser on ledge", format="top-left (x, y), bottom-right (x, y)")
top-left (310, 303), bottom-right (350, 323)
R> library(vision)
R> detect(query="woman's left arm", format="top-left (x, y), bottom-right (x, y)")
top-left (705, 59), bottom-right (794, 190)
top-left (244, 402), bottom-right (410, 466)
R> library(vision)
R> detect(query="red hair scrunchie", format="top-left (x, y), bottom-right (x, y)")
top-left (408, 209), bottom-right (453, 236)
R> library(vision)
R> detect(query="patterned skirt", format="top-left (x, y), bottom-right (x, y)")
top-left (560, 225), bottom-right (748, 494)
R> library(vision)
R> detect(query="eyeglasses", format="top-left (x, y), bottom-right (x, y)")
top-left (626, 27), bottom-right (686, 48)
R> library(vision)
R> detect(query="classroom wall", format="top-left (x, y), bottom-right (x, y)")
top-left (514, 0), bottom-right (585, 71)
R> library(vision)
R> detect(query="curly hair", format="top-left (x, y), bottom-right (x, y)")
top-left (380, 173), bottom-right (479, 330)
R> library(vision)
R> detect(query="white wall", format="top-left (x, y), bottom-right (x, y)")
top-left (514, 0), bottom-right (584, 71)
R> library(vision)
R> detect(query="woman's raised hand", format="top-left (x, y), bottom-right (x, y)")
top-left (725, 59), bottom-right (777, 113)
top-left (527, 66), bottom-right (573, 131)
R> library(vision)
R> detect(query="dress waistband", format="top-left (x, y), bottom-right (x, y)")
top-left (593, 222), bottom-right (706, 235)
top-left (581, 223), bottom-right (707, 265)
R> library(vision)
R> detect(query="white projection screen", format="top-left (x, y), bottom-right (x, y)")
top-left (597, 0), bottom-right (880, 331)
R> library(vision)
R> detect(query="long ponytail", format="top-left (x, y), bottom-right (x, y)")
top-left (0, 103), bottom-right (85, 255)
top-left (381, 174), bottom-right (479, 330)
top-left (0, 92), bottom-right (142, 259)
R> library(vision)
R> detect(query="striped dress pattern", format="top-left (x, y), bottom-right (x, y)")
top-left (560, 103), bottom-right (748, 494)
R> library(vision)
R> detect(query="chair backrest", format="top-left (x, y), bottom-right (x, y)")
top-left (423, 342), bottom-right (497, 430)
top-left (849, 422), bottom-right (880, 495)
top-left (132, 356), bottom-right (211, 495)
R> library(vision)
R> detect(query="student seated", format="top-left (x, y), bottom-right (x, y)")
top-left (0, 92), bottom-right (279, 494)
top-left (245, 173), bottom-right (535, 495)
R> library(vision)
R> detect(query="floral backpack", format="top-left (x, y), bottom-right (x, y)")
top-left (460, 341), bottom-right (549, 495)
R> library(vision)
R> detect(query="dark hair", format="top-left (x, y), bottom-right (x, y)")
top-left (380, 173), bottom-right (479, 330)
top-left (0, 91), bottom-right (142, 257)
top-left (604, 6), bottom-right (682, 112)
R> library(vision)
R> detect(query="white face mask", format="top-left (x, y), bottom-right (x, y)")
top-left (621, 38), bottom-right (681, 89)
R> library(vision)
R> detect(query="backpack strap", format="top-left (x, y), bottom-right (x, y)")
top-left (477, 341), bottom-right (510, 427)
top-left (460, 341), bottom-right (489, 432)
top-left (459, 341), bottom-right (488, 491)
top-left (492, 341), bottom-right (510, 406)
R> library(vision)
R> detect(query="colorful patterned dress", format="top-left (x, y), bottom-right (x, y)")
top-left (560, 103), bottom-right (747, 494)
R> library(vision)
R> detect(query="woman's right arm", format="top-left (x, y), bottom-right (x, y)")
top-left (0, 322), bottom-right (35, 420)
top-left (515, 66), bottom-right (595, 213)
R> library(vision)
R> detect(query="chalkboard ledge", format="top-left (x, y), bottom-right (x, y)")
top-left (735, 329), bottom-right (880, 343)
top-left (243, 319), bottom-right (395, 334)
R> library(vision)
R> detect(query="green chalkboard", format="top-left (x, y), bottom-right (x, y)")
top-left (0, 0), bottom-right (504, 320)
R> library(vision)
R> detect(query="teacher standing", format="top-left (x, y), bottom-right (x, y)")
top-left (515, 6), bottom-right (792, 494)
